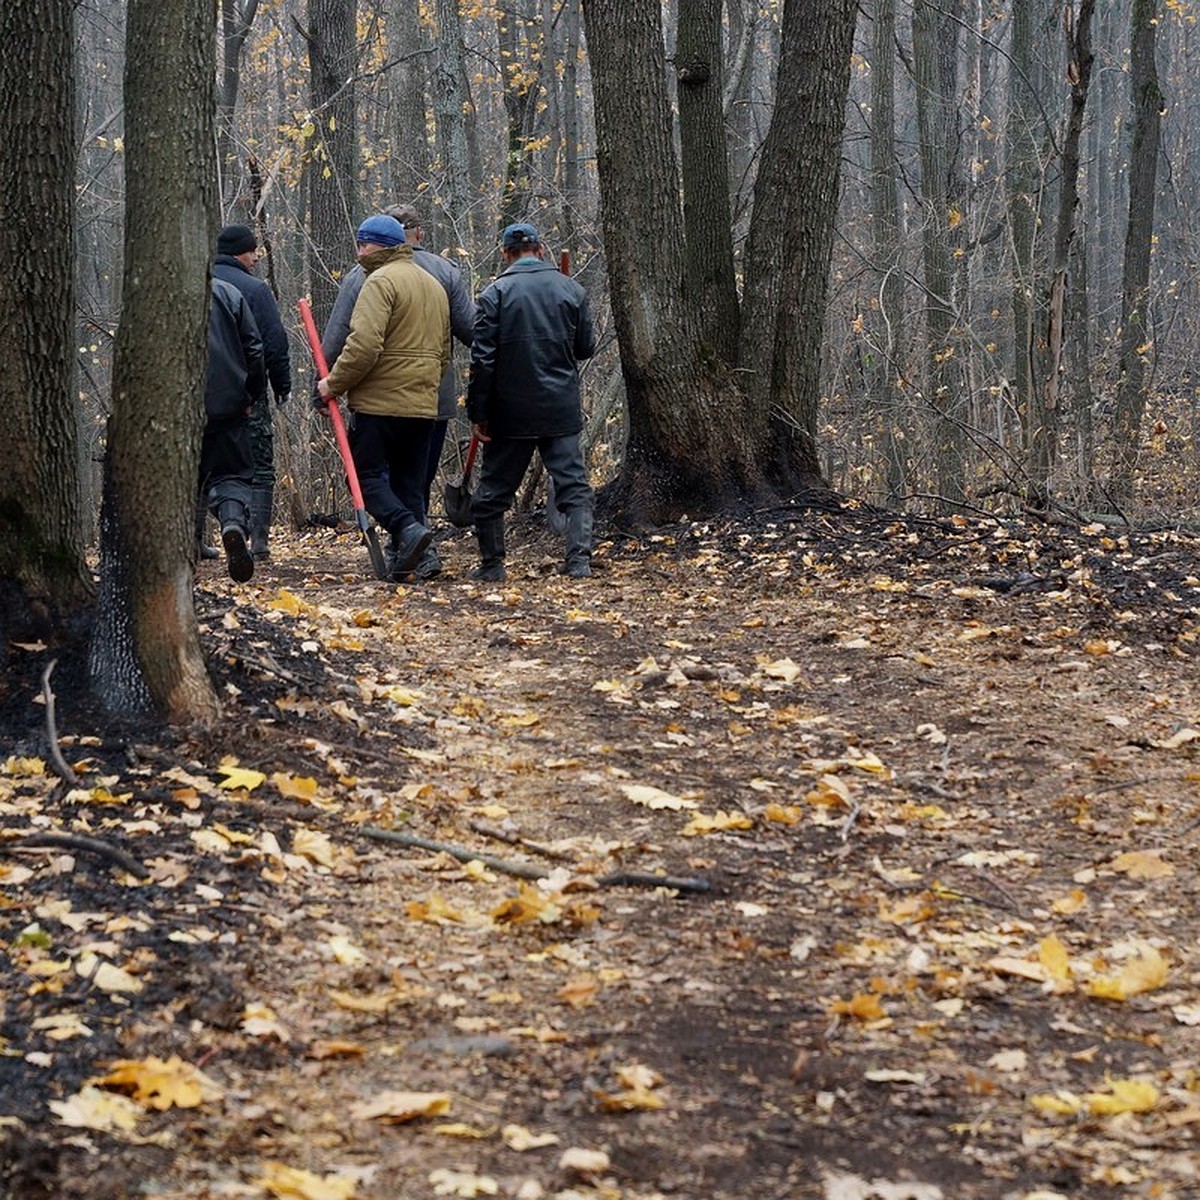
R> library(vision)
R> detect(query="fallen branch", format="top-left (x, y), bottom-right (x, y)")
top-left (7, 832), bottom-right (149, 879)
top-left (40, 659), bottom-right (78, 787)
top-left (361, 827), bottom-right (710, 893)
top-left (361, 826), bottom-right (546, 880)
top-left (466, 819), bottom-right (575, 862)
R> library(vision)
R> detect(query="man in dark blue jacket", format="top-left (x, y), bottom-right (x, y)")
top-left (204, 278), bottom-right (264, 582)
top-left (467, 222), bottom-right (596, 580)
top-left (213, 223), bottom-right (292, 559)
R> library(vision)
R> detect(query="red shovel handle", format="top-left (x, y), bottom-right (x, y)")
top-left (559, 249), bottom-right (570, 276)
top-left (297, 298), bottom-right (367, 513)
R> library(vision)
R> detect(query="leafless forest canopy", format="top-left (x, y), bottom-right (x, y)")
top-left (74, 0), bottom-right (1200, 524)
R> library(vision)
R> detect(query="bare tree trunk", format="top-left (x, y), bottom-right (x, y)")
top-left (217, 0), bottom-right (261, 211)
top-left (869, 0), bottom-right (906, 505)
top-left (0, 0), bottom-right (92, 616)
top-left (1111, 0), bottom-right (1163, 505)
top-left (913, 0), bottom-right (965, 509)
top-left (90, 0), bottom-right (219, 724)
top-left (386, 0), bottom-right (430, 206)
top-left (560, 0), bottom-right (584, 256)
top-left (1007, 0), bottom-right (1039, 486)
top-left (433, 0), bottom-right (476, 253)
top-left (740, 0), bottom-right (858, 485)
top-left (304, 0), bottom-right (358, 325)
top-left (676, 0), bottom-right (739, 361)
top-left (497, 0), bottom-right (537, 231)
top-left (1031, 0), bottom-right (1095, 512)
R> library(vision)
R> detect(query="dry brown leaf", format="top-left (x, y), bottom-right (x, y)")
top-left (350, 1090), bottom-right (451, 1123)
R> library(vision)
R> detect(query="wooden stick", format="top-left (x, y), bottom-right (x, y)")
top-left (361, 826), bottom-right (547, 880)
top-left (466, 819), bottom-right (575, 862)
top-left (361, 827), bottom-right (711, 893)
top-left (8, 832), bottom-right (149, 879)
top-left (40, 659), bottom-right (78, 786)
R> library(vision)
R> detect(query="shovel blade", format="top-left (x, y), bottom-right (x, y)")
top-left (443, 480), bottom-right (475, 528)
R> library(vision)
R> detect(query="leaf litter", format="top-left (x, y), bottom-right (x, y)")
top-left (3, 505), bottom-right (1200, 1198)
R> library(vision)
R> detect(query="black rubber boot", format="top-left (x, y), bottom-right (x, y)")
top-left (563, 506), bottom-right (594, 578)
top-left (218, 500), bottom-right (254, 583)
top-left (471, 518), bottom-right (506, 582)
top-left (249, 485), bottom-right (273, 560)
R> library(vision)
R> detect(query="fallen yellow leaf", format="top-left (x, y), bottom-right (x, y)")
top-left (91, 1055), bottom-right (223, 1110)
top-left (350, 1090), bottom-right (451, 1123)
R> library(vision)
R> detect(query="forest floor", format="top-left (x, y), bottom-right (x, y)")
top-left (3, 499), bottom-right (1200, 1200)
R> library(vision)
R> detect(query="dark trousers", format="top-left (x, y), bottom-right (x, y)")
top-left (200, 414), bottom-right (254, 520)
top-left (349, 411), bottom-right (435, 538)
top-left (248, 393), bottom-right (274, 488)
top-left (472, 433), bottom-right (591, 523)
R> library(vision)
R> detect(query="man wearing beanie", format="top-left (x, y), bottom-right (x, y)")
top-left (213, 222), bottom-right (292, 560)
top-left (317, 214), bottom-right (451, 581)
top-left (202, 277), bottom-right (264, 583)
top-left (322, 203), bottom-right (475, 581)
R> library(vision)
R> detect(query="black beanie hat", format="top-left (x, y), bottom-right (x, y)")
top-left (217, 223), bottom-right (258, 256)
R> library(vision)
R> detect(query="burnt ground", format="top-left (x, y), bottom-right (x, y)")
top-left (2, 499), bottom-right (1200, 1200)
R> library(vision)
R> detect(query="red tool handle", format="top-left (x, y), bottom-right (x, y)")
top-left (559, 249), bottom-right (571, 276)
top-left (297, 298), bottom-right (367, 513)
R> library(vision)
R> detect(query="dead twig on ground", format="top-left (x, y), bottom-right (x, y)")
top-left (40, 660), bottom-right (78, 787)
top-left (362, 827), bottom-right (711, 893)
top-left (467, 819), bottom-right (575, 862)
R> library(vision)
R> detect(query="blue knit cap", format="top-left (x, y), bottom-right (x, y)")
top-left (355, 215), bottom-right (407, 247)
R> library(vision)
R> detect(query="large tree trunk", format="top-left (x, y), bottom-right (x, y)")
top-left (1111, 0), bottom-right (1163, 505)
top-left (676, 0), bottom-right (739, 361)
top-left (739, 0), bottom-right (858, 486)
top-left (1030, 0), bottom-right (1095, 512)
top-left (89, 0), bottom-right (219, 725)
top-left (305, 0), bottom-right (358, 325)
top-left (583, 0), bottom-right (853, 521)
top-left (0, 0), bottom-right (92, 616)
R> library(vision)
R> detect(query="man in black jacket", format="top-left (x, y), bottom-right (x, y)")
top-left (213, 223), bottom-right (292, 559)
top-left (203, 278), bottom-right (264, 582)
top-left (467, 222), bottom-right (596, 580)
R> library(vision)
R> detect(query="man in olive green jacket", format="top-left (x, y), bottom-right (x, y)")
top-left (318, 215), bottom-right (451, 578)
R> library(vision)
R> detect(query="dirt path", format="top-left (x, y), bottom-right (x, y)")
top-left (3, 508), bottom-right (1199, 1200)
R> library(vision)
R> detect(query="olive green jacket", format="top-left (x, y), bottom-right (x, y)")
top-left (324, 245), bottom-right (450, 417)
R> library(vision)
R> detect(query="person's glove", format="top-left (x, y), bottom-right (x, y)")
top-left (275, 391), bottom-right (291, 408)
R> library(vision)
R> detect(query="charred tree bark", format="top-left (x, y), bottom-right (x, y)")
top-left (0, 0), bottom-right (92, 616)
top-left (89, 0), bottom-right (219, 725)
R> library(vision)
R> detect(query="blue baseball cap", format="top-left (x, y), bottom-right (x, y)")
top-left (502, 222), bottom-right (540, 249)
top-left (356, 214), bottom-right (407, 247)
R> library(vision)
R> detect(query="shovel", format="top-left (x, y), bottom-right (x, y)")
top-left (442, 431), bottom-right (480, 528)
top-left (297, 298), bottom-right (390, 580)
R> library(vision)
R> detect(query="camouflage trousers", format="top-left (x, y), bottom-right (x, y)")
top-left (249, 394), bottom-right (274, 488)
